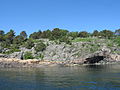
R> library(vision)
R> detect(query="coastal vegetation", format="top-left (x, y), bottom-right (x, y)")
top-left (0, 28), bottom-right (120, 62)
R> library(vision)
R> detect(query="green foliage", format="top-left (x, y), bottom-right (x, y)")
top-left (107, 41), bottom-right (114, 47)
top-left (89, 44), bottom-right (99, 53)
top-left (2, 44), bottom-right (21, 54)
top-left (13, 35), bottom-right (25, 45)
top-left (0, 28), bottom-right (120, 56)
top-left (41, 30), bottom-right (52, 39)
top-left (0, 30), bottom-right (4, 35)
top-left (24, 39), bottom-right (34, 49)
top-left (23, 52), bottom-right (34, 60)
top-left (35, 53), bottom-right (44, 60)
top-left (29, 30), bottom-right (42, 39)
top-left (50, 28), bottom-right (69, 40)
top-left (72, 38), bottom-right (94, 42)
top-left (11, 44), bottom-right (20, 49)
top-left (20, 31), bottom-right (27, 39)
top-left (0, 35), bottom-right (4, 42)
top-left (68, 32), bottom-right (78, 39)
top-left (99, 30), bottom-right (113, 39)
top-left (59, 36), bottom-right (72, 44)
top-left (78, 31), bottom-right (89, 38)
top-left (0, 30), bottom-right (5, 42)
top-left (4, 29), bottom-right (15, 44)
top-left (54, 40), bottom-right (61, 44)
top-left (92, 30), bottom-right (99, 37)
top-left (3, 49), bottom-right (21, 54)
top-left (113, 36), bottom-right (120, 46)
top-left (32, 39), bottom-right (42, 43)
top-left (30, 28), bottom-right (69, 40)
top-left (0, 41), bottom-right (10, 48)
top-left (35, 42), bottom-right (46, 52)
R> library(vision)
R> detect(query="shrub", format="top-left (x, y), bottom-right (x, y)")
top-left (35, 42), bottom-right (46, 52)
top-left (35, 53), bottom-right (44, 60)
top-left (11, 44), bottom-right (19, 49)
top-left (113, 37), bottom-right (120, 46)
top-left (23, 52), bottom-right (34, 60)
top-left (24, 39), bottom-right (34, 49)
top-left (13, 35), bottom-right (25, 45)
top-left (78, 31), bottom-right (89, 38)
top-left (89, 44), bottom-right (99, 53)
top-left (107, 42), bottom-right (113, 47)
top-left (1, 41), bottom-right (10, 48)
top-left (59, 36), bottom-right (71, 44)
top-left (72, 38), bottom-right (94, 42)
top-left (3, 49), bottom-right (21, 54)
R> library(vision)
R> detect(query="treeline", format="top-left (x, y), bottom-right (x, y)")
top-left (29, 28), bottom-right (118, 40)
top-left (0, 28), bottom-right (120, 48)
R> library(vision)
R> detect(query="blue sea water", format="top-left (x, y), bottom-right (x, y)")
top-left (0, 64), bottom-right (120, 90)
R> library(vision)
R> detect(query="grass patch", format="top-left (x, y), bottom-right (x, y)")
top-left (72, 38), bottom-right (95, 42)
top-left (23, 52), bottom-right (34, 59)
top-left (113, 36), bottom-right (120, 46)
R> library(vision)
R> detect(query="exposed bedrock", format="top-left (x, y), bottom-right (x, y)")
top-left (0, 39), bottom-right (120, 65)
top-left (83, 47), bottom-right (119, 64)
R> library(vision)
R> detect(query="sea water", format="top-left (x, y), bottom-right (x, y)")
top-left (0, 64), bottom-right (120, 90)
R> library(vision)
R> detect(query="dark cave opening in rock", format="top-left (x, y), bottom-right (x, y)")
top-left (84, 56), bottom-right (105, 64)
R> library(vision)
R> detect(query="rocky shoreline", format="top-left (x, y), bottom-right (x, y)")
top-left (1, 44), bottom-right (120, 67)
top-left (0, 54), bottom-right (120, 68)
top-left (0, 58), bottom-right (59, 68)
top-left (1, 38), bottom-right (120, 67)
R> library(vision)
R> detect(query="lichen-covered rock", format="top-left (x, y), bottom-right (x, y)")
top-left (9, 52), bottom-right (24, 59)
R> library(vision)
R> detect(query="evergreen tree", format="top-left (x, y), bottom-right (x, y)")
top-left (78, 31), bottom-right (89, 38)
top-left (99, 30), bottom-right (113, 39)
top-left (0, 30), bottom-right (5, 41)
top-left (13, 35), bottom-right (24, 45)
top-left (20, 31), bottom-right (27, 39)
top-left (92, 30), bottom-right (99, 37)
top-left (5, 29), bottom-right (15, 44)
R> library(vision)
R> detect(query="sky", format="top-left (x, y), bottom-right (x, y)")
top-left (0, 0), bottom-right (120, 35)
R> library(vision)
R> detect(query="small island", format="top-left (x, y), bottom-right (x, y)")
top-left (0, 28), bottom-right (120, 67)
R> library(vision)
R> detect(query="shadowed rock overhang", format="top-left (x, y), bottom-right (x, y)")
top-left (84, 56), bottom-right (105, 64)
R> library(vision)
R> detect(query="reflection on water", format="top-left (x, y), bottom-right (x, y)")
top-left (0, 64), bottom-right (120, 90)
